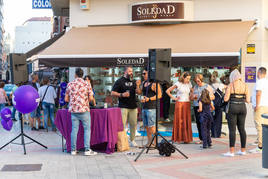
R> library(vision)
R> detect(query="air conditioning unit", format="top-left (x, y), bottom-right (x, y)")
top-left (80, 0), bottom-right (90, 10)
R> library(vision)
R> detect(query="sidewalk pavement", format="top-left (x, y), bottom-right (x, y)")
top-left (0, 120), bottom-right (267, 179)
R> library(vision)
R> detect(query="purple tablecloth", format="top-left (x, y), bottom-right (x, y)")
top-left (54, 108), bottom-right (124, 154)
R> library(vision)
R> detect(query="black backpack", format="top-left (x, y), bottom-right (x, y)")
top-left (213, 88), bottom-right (224, 107)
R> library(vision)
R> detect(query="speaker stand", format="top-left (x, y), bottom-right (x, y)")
top-left (0, 117), bottom-right (47, 155)
top-left (134, 81), bottom-right (188, 162)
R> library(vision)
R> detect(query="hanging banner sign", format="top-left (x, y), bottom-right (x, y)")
top-left (32, 0), bottom-right (52, 9)
top-left (245, 66), bottom-right (256, 83)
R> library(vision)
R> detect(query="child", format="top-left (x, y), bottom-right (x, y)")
top-left (198, 89), bottom-right (215, 149)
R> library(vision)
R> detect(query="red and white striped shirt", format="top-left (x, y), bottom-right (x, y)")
top-left (66, 78), bottom-right (93, 113)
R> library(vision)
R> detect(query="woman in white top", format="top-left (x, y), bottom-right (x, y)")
top-left (166, 72), bottom-right (193, 143)
top-left (39, 77), bottom-right (57, 131)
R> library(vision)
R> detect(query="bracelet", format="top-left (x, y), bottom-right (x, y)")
top-left (148, 98), bottom-right (151, 102)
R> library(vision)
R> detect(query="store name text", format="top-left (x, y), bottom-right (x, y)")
top-left (117, 58), bottom-right (145, 66)
top-left (137, 4), bottom-right (175, 19)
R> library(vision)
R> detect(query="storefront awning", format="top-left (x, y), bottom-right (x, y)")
top-left (26, 31), bottom-right (65, 60)
top-left (38, 21), bottom-right (254, 67)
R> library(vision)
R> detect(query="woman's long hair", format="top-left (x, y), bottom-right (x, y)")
top-left (84, 75), bottom-right (94, 88)
top-left (200, 89), bottom-right (211, 105)
top-left (179, 72), bottom-right (190, 83)
top-left (229, 69), bottom-right (242, 83)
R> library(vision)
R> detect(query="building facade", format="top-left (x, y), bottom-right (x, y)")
top-left (48, 0), bottom-right (268, 132)
top-left (13, 17), bottom-right (52, 53)
top-left (0, 0), bottom-right (4, 79)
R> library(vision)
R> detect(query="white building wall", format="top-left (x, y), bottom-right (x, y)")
top-left (70, 0), bottom-right (194, 27)
top-left (14, 20), bottom-right (52, 53)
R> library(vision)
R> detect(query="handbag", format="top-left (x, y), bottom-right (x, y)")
top-left (39, 86), bottom-right (49, 110)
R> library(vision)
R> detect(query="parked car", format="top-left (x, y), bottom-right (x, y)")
top-left (4, 84), bottom-right (16, 105)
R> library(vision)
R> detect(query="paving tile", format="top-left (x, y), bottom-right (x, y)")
top-left (0, 121), bottom-right (264, 179)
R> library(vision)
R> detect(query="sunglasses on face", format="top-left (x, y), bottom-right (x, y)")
top-left (142, 73), bottom-right (147, 75)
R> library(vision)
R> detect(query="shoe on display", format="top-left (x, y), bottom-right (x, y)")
top-left (130, 140), bottom-right (138, 147)
top-left (249, 147), bottom-right (262, 153)
top-left (236, 150), bottom-right (246, 155)
top-left (222, 152), bottom-right (234, 157)
top-left (71, 150), bottom-right (77, 155)
top-left (84, 149), bottom-right (97, 156)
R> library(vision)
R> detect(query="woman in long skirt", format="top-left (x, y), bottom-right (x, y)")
top-left (166, 72), bottom-right (193, 143)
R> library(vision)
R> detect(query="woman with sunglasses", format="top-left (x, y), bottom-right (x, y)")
top-left (136, 68), bottom-right (162, 147)
top-left (193, 74), bottom-right (215, 144)
top-left (166, 72), bottom-right (193, 144)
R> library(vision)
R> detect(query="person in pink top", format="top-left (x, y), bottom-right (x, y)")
top-left (0, 82), bottom-right (10, 117)
top-left (65, 68), bottom-right (97, 156)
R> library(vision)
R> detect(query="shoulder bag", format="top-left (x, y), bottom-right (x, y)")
top-left (39, 86), bottom-right (49, 110)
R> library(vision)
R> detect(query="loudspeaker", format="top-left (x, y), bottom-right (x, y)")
top-left (148, 48), bottom-right (171, 82)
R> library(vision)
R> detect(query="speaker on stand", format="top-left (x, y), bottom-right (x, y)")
top-left (135, 48), bottom-right (188, 161)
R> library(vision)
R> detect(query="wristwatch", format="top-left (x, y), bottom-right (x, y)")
top-left (120, 93), bottom-right (123, 97)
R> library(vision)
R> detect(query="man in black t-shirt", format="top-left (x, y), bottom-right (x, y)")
top-left (112, 67), bottom-right (140, 147)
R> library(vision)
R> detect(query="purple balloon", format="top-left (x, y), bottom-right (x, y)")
top-left (1, 107), bottom-right (12, 121)
top-left (13, 85), bottom-right (40, 114)
top-left (1, 119), bottom-right (13, 131)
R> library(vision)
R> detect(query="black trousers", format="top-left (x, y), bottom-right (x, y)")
top-left (194, 106), bottom-right (202, 140)
top-left (227, 103), bottom-right (247, 148)
top-left (162, 97), bottom-right (170, 119)
top-left (201, 119), bottom-right (212, 147)
top-left (211, 107), bottom-right (223, 138)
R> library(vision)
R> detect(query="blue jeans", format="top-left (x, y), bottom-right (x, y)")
top-left (42, 102), bottom-right (55, 129)
top-left (12, 107), bottom-right (22, 120)
top-left (142, 109), bottom-right (156, 127)
top-left (30, 106), bottom-right (41, 118)
top-left (71, 112), bottom-right (91, 151)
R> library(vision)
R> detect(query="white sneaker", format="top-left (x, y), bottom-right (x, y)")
top-left (222, 152), bottom-right (234, 157)
top-left (130, 140), bottom-right (138, 147)
top-left (71, 150), bottom-right (77, 155)
top-left (236, 150), bottom-right (246, 156)
top-left (249, 147), bottom-right (262, 153)
top-left (84, 149), bottom-right (97, 156)
top-left (165, 118), bottom-right (171, 122)
top-left (135, 130), bottom-right (141, 137)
